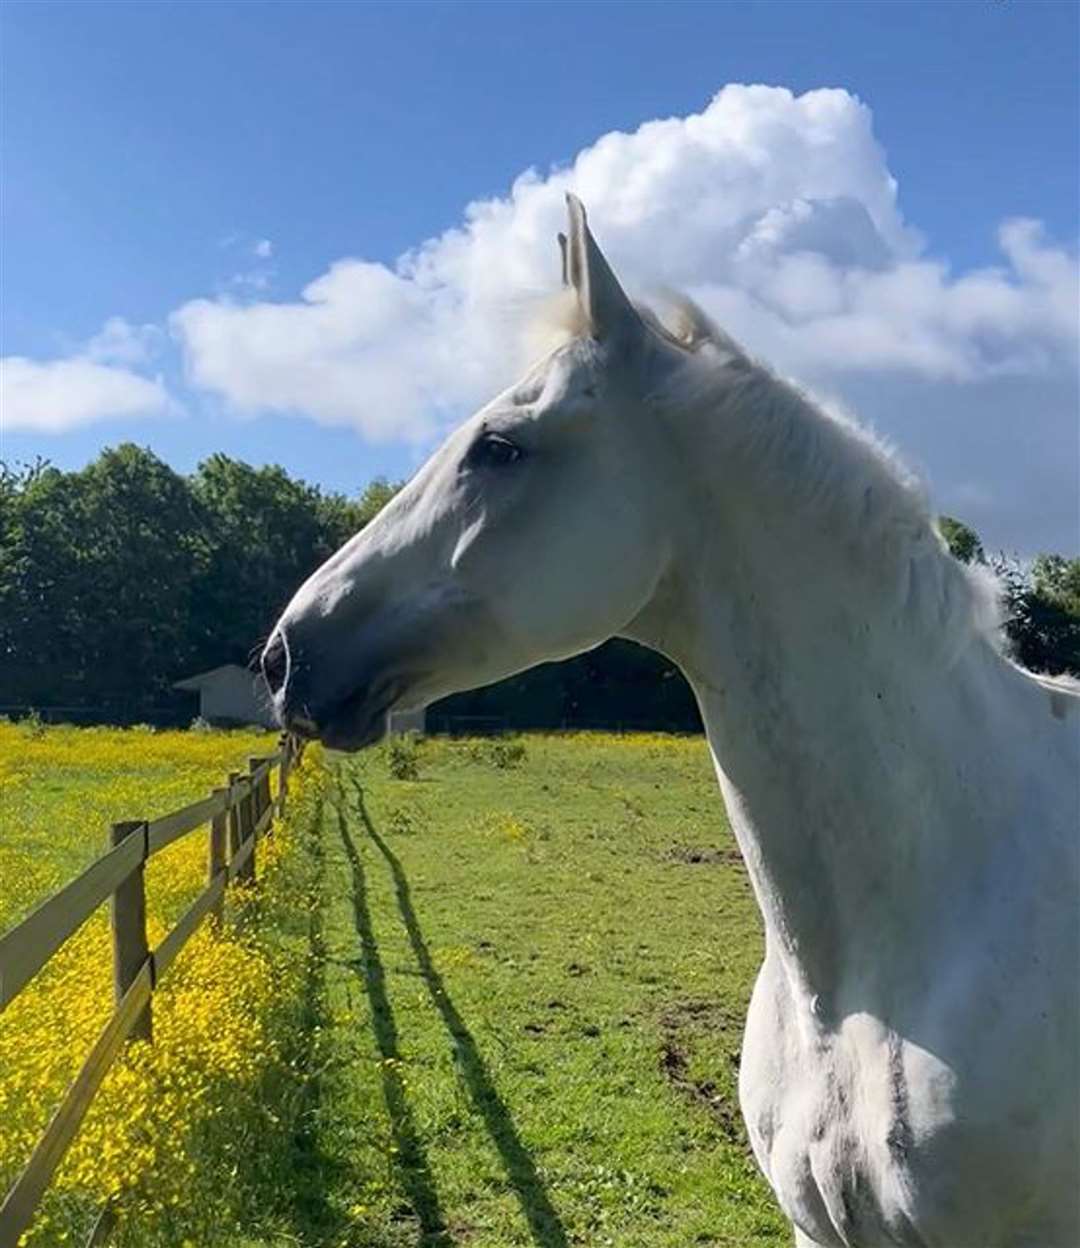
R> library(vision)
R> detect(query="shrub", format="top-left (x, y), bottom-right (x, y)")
top-left (387, 732), bottom-right (420, 781)
top-left (489, 736), bottom-right (527, 770)
top-left (387, 805), bottom-right (420, 836)
top-left (17, 709), bottom-right (45, 739)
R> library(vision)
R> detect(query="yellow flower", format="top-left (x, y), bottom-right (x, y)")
top-left (0, 724), bottom-right (326, 1245)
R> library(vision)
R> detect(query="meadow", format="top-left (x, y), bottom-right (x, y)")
top-left (286, 733), bottom-right (788, 1247)
top-left (0, 726), bottom-right (788, 1246)
top-left (0, 722), bottom-right (327, 1246)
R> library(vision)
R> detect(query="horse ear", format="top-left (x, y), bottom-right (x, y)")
top-left (557, 232), bottom-right (569, 287)
top-left (564, 193), bottom-right (642, 341)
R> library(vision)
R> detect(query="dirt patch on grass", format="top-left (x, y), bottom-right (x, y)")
top-left (657, 1000), bottom-right (744, 1143)
top-left (659, 998), bottom-right (741, 1035)
top-left (662, 844), bottom-right (744, 869)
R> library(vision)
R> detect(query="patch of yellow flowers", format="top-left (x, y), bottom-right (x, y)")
top-left (0, 722), bottom-right (329, 1245)
top-left (0, 721), bottom-right (290, 931)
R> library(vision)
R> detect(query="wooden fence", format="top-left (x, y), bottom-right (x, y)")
top-left (0, 735), bottom-right (303, 1248)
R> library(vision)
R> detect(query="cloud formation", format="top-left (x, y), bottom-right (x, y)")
top-left (85, 317), bottom-right (165, 368)
top-left (1, 356), bottom-right (170, 434)
top-left (4, 84), bottom-right (1075, 551)
top-left (1, 318), bottom-right (172, 433)
top-left (171, 84), bottom-right (1076, 441)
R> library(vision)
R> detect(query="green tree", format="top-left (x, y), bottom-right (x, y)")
top-left (353, 477), bottom-right (401, 528)
top-left (1032, 554), bottom-right (1080, 616)
top-left (187, 457), bottom-right (404, 674)
top-left (939, 515), bottom-right (985, 564)
top-left (0, 459), bottom-right (50, 704)
top-left (190, 455), bottom-right (328, 669)
top-left (0, 446), bottom-right (202, 709)
top-left (995, 553), bottom-right (1080, 678)
top-left (938, 514), bottom-right (1078, 677)
top-left (0, 449), bottom-right (398, 716)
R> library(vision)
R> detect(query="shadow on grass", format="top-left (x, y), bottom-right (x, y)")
top-left (334, 792), bottom-right (452, 1246)
top-left (222, 792), bottom-right (364, 1247)
top-left (276, 793), bottom-right (351, 1244)
top-left (349, 775), bottom-right (570, 1248)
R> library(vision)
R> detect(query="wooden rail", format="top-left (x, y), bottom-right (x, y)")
top-left (0, 734), bottom-right (303, 1248)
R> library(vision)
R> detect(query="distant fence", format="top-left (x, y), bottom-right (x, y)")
top-left (0, 735), bottom-right (304, 1248)
top-left (426, 713), bottom-right (701, 736)
top-left (3, 705), bottom-right (704, 736)
top-left (0, 704), bottom-right (192, 729)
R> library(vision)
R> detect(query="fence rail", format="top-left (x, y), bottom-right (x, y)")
top-left (0, 735), bottom-right (303, 1248)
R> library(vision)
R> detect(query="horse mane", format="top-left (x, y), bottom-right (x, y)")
top-left (664, 298), bottom-right (1010, 663)
top-left (533, 286), bottom-right (1007, 666)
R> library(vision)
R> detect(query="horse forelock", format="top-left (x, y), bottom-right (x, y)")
top-left (526, 286), bottom-right (738, 358)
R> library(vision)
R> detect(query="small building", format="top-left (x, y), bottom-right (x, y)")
top-left (387, 707), bottom-right (426, 736)
top-left (173, 664), bottom-right (277, 729)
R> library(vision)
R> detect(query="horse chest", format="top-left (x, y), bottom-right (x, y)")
top-left (740, 1021), bottom-right (927, 1245)
top-left (736, 958), bottom-right (1041, 1248)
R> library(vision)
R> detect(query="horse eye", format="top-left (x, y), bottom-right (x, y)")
top-left (468, 433), bottom-right (524, 468)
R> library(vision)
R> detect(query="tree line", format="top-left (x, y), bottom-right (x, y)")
top-left (0, 446), bottom-right (1075, 727)
top-left (938, 515), bottom-right (1079, 679)
top-left (0, 446), bottom-right (395, 718)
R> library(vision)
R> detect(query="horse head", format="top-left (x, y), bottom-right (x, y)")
top-left (262, 197), bottom-right (696, 749)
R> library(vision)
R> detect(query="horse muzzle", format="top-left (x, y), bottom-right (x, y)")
top-left (261, 624), bottom-right (407, 751)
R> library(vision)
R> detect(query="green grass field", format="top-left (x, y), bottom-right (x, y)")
top-left (0, 720), bottom-right (282, 932)
top-left (0, 723), bottom-right (314, 1247)
top-left (1, 727), bottom-right (789, 1246)
top-left (279, 733), bottom-right (789, 1247)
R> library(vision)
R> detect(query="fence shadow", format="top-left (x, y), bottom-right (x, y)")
top-left (277, 793), bottom-right (352, 1244)
top-left (333, 794), bottom-right (451, 1246)
top-left (349, 776), bottom-right (570, 1248)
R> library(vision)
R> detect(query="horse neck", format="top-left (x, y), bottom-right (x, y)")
top-left (628, 367), bottom-right (1012, 1013)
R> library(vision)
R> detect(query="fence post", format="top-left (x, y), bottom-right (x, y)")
top-left (278, 737), bottom-right (291, 815)
top-left (208, 789), bottom-right (228, 923)
top-left (257, 748), bottom-right (272, 828)
top-left (109, 820), bottom-right (152, 1042)
top-left (258, 761), bottom-right (272, 830)
top-left (237, 764), bottom-right (256, 885)
top-left (248, 755), bottom-right (268, 836)
top-left (227, 771), bottom-right (242, 864)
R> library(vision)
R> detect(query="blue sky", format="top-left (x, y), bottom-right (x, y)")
top-left (2, 0), bottom-right (1077, 550)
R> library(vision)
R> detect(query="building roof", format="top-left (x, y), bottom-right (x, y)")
top-left (173, 664), bottom-right (260, 691)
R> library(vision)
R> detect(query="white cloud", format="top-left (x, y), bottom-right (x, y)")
top-left (707, 215), bottom-right (1078, 381)
top-left (173, 260), bottom-right (455, 440)
top-left (9, 84), bottom-right (1076, 546)
top-left (1, 316), bottom-right (174, 433)
top-left (170, 84), bottom-right (1077, 443)
top-left (227, 268), bottom-right (274, 294)
top-left (1, 355), bottom-right (171, 433)
top-left (84, 317), bottom-right (164, 368)
top-left (213, 234), bottom-right (277, 296)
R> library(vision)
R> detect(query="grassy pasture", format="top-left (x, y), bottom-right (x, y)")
top-left (292, 733), bottom-right (788, 1247)
top-left (0, 726), bottom-right (788, 1246)
top-left (0, 723), bottom-right (325, 1247)
top-left (0, 721), bottom-right (283, 933)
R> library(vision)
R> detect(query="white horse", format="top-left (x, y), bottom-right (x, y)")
top-left (264, 197), bottom-right (1079, 1247)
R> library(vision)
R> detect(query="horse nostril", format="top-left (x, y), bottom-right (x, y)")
top-left (261, 629), bottom-right (290, 699)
